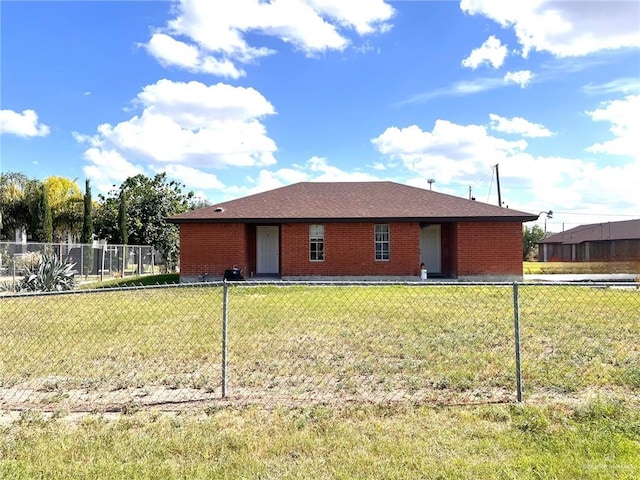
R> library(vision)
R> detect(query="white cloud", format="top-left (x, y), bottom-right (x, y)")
top-left (400, 77), bottom-right (505, 104)
top-left (0, 109), bottom-right (50, 137)
top-left (401, 71), bottom-right (535, 104)
top-left (462, 35), bottom-right (507, 69)
top-left (371, 120), bottom-right (527, 183)
top-left (76, 79), bottom-right (279, 194)
top-left (135, 79), bottom-right (275, 125)
top-left (160, 164), bottom-right (225, 190)
top-left (518, 155), bottom-right (640, 229)
top-left (145, 33), bottom-right (200, 67)
top-left (244, 166), bottom-right (312, 196)
top-left (461, 0), bottom-right (640, 58)
top-left (371, 115), bottom-right (640, 227)
top-left (306, 155), bottom-right (379, 181)
top-left (305, 0), bottom-right (394, 35)
top-left (233, 155), bottom-right (379, 199)
top-left (494, 150), bottom-right (640, 229)
top-left (503, 70), bottom-right (534, 88)
top-left (144, 33), bottom-right (246, 79)
top-left (82, 148), bottom-right (145, 194)
top-left (78, 79), bottom-right (277, 167)
top-left (489, 113), bottom-right (553, 138)
top-left (145, 0), bottom-right (395, 76)
top-left (586, 94), bottom-right (639, 158)
top-left (582, 78), bottom-right (640, 96)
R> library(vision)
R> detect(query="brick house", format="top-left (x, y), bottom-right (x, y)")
top-left (168, 181), bottom-right (538, 282)
top-left (538, 219), bottom-right (640, 262)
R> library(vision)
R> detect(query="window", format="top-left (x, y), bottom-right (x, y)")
top-left (375, 224), bottom-right (390, 261)
top-left (310, 224), bottom-right (324, 261)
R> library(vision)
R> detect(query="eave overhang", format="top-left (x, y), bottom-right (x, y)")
top-left (167, 215), bottom-right (538, 225)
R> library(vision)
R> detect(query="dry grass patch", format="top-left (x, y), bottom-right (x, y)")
top-left (1, 399), bottom-right (638, 479)
top-left (1, 283), bottom-right (638, 411)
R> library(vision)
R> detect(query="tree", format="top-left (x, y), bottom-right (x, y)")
top-left (42, 176), bottom-right (83, 241)
top-left (523, 224), bottom-right (546, 260)
top-left (0, 172), bottom-right (32, 240)
top-left (188, 196), bottom-right (212, 210)
top-left (1, 173), bottom-right (84, 242)
top-left (94, 173), bottom-right (194, 271)
top-left (116, 191), bottom-right (128, 245)
top-left (80, 179), bottom-right (94, 244)
top-left (31, 184), bottom-right (53, 243)
top-left (94, 190), bottom-right (119, 244)
top-left (80, 179), bottom-right (95, 277)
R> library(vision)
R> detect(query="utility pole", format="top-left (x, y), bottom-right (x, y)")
top-left (495, 164), bottom-right (502, 207)
top-left (427, 178), bottom-right (435, 190)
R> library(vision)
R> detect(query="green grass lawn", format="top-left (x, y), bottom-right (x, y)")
top-left (78, 273), bottom-right (179, 289)
top-left (1, 400), bottom-right (638, 479)
top-left (1, 283), bottom-right (638, 478)
top-left (1, 284), bottom-right (637, 405)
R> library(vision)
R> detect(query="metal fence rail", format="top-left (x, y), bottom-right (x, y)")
top-left (0, 281), bottom-right (638, 412)
top-left (0, 241), bottom-right (161, 285)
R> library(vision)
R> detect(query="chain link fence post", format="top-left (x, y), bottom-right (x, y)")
top-left (221, 280), bottom-right (229, 398)
top-left (4, 281), bottom-right (637, 411)
top-left (513, 282), bottom-right (523, 402)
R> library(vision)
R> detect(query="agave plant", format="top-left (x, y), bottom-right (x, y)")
top-left (18, 253), bottom-right (77, 292)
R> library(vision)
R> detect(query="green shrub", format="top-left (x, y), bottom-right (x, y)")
top-left (17, 253), bottom-right (77, 292)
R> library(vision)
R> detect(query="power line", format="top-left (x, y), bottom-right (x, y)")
top-left (486, 167), bottom-right (494, 203)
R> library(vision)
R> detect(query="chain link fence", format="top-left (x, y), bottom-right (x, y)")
top-left (0, 241), bottom-right (161, 286)
top-left (1, 281), bottom-right (638, 412)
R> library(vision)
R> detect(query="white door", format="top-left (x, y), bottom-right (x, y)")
top-left (419, 225), bottom-right (441, 274)
top-left (257, 226), bottom-right (279, 274)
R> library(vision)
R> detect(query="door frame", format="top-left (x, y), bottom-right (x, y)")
top-left (419, 224), bottom-right (442, 274)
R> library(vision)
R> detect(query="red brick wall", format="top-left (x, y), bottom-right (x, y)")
top-left (454, 222), bottom-right (523, 276)
top-left (179, 223), bottom-right (249, 276)
top-left (281, 222), bottom-right (420, 276)
top-left (178, 221), bottom-right (524, 278)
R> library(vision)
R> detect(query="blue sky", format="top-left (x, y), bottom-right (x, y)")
top-left (1, 0), bottom-right (638, 232)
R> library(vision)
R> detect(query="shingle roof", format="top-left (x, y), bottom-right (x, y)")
top-left (540, 219), bottom-right (640, 245)
top-left (168, 181), bottom-right (538, 223)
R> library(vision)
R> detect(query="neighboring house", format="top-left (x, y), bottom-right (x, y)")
top-left (168, 181), bottom-right (538, 282)
top-left (538, 219), bottom-right (640, 262)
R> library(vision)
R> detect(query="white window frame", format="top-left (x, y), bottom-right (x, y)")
top-left (374, 224), bottom-right (390, 261)
top-left (309, 224), bottom-right (325, 262)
